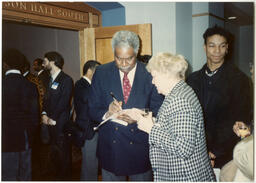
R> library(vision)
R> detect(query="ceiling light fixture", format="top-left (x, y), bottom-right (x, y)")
top-left (228, 16), bottom-right (237, 20)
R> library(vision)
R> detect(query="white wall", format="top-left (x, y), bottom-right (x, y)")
top-left (176, 2), bottom-right (193, 74)
top-left (120, 2), bottom-right (176, 55)
top-left (2, 22), bottom-right (81, 82)
top-left (192, 3), bottom-right (210, 72)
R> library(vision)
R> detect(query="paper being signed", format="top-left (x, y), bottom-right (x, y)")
top-left (93, 108), bottom-right (145, 130)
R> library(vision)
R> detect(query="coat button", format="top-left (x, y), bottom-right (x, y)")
top-left (131, 128), bottom-right (134, 132)
top-left (130, 141), bottom-right (133, 145)
top-left (113, 140), bottom-right (116, 143)
top-left (115, 127), bottom-right (118, 131)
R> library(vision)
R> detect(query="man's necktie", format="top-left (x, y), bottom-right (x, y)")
top-left (123, 72), bottom-right (131, 104)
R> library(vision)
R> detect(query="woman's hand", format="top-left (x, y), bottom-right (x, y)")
top-left (135, 110), bottom-right (154, 134)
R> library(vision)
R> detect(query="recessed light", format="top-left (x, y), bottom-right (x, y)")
top-left (228, 16), bottom-right (237, 20)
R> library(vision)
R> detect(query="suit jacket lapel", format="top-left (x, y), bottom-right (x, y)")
top-left (111, 63), bottom-right (124, 102)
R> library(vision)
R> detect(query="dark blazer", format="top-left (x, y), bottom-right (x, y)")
top-left (186, 61), bottom-right (252, 168)
top-left (2, 73), bottom-right (39, 152)
top-left (74, 77), bottom-right (96, 140)
top-left (43, 71), bottom-right (73, 142)
top-left (88, 61), bottom-right (164, 176)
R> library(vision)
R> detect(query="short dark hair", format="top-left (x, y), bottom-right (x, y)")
top-left (44, 51), bottom-right (64, 69)
top-left (3, 48), bottom-right (27, 71)
top-left (137, 54), bottom-right (152, 64)
top-left (203, 25), bottom-right (230, 45)
top-left (83, 60), bottom-right (101, 75)
top-left (34, 58), bottom-right (43, 65)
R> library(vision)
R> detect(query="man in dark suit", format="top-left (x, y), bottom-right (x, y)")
top-left (22, 60), bottom-right (47, 180)
top-left (41, 51), bottom-right (74, 180)
top-left (74, 60), bottom-right (101, 180)
top-left (88, 30), bottom-right (164, 181)
top-left (2, 49), bottom-right (39, 181)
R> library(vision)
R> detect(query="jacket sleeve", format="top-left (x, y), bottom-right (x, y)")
top-left (212, 73), bottom-right (252, 157)
top-left (74, 84), bottom-right (95, 140)
top-left (88, 69), bottom-right (109, 122)
top-left (149, 97), bottom-right (198, 159)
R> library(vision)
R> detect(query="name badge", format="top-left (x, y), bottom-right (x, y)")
top-left (51, 82), bottom-right (59, 90)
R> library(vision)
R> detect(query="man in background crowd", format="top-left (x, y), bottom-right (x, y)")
top-left (2, 49), bottom-right (39, 180)
top-left (33, 58), bottom-right (50, 90)
top-left (41, 51), bottom-right (74, 180)
top-left (187, 26), bottom-right (252, 170)
top-left (74, 60), bottom-right (101, 180)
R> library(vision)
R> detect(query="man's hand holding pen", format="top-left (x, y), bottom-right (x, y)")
top-left (107, 100), bottom-right (123, 118)
top-left (107, 92), bottom-right (137, 124)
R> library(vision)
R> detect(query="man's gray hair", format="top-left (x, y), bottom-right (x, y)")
top-left (111, 30), bottom-right (140, 54)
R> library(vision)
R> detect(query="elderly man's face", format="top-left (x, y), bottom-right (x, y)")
top-left (114, 47), bottom-right (136, 73)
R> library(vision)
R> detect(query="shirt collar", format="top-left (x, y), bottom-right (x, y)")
top-left (82, 76), bottom-right (91, 85)
top-left (5, 69), bottom-right (21, 76)
top-left (119, 63), bottom-right (137, 77)
top-left (23, 71), bottom-right (29, 77)
top-left (37, 70), bottom-right (43, 75)
top-left (51, 69), bottom-right (61, 82)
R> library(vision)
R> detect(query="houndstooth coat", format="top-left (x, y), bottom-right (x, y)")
top-left (149, 80), bottom-right (216, 181)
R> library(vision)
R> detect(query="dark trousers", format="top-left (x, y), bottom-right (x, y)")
top-left (49, 136), bottom-right (71, 180)
top-left (80, 132), bottom-right (98, 180)
top-left (2, 149), bottom-right (32, 181)
top-left (102, 168), bottom-right (153, 181)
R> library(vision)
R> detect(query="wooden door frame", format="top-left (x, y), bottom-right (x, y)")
top-left (2, 2), bottom-right (101, 76)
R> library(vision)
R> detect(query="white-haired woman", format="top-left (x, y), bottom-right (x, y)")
top-left (132, 52), bottom-right (216, 181)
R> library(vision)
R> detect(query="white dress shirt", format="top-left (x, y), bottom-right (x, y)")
top-left (102, 64), bottom-right (137, 120)
top-left (83, 76), bottom-right (91, 85)
top-left (119, 64), bottom-right (137, 90)
top-left (51, 69), bottom-right (61, 82)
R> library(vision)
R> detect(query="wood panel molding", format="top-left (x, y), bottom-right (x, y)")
top-left (192, 12), bottom-right (225, 21)
top-left (2, 2), bottom-right (102, 30)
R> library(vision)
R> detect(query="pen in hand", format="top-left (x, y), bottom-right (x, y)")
top-left (110, 92), bottom-right (122, 111)
top-left (110, 92), bottom-right (118, 101)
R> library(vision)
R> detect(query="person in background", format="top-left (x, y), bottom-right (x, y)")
top-left (41, 51), bottom-right (73, 180)
top-left (131, 52), bottom-right (216, 181)
top-left (137, 54), bottom-right (152, 65)
top-left (2, 49), bottom-right (39, 181)
top-left (22, 60), bottom-right (45, 112)
top-left (186, 25), bottom-right (252, 169)
top-left (74, 60), bottom-right (101, 180)
top-left (33, 58), bottom-right (50, 90)
top-left (88, 30), bottom-right (164, 181)
top-left (220, 62), bottom-right (254, 182)
top-left (21, 59), bottom-right (47, 180)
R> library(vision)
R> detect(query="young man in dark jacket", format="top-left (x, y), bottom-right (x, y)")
top-left (187, 26), bottom-right (252, 169)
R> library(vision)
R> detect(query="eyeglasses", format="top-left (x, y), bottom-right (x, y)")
top-left (115, 55), bottom-right (135, 63)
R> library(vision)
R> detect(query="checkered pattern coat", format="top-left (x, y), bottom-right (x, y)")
top-left (149, 80), bottom-right (216, 181)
